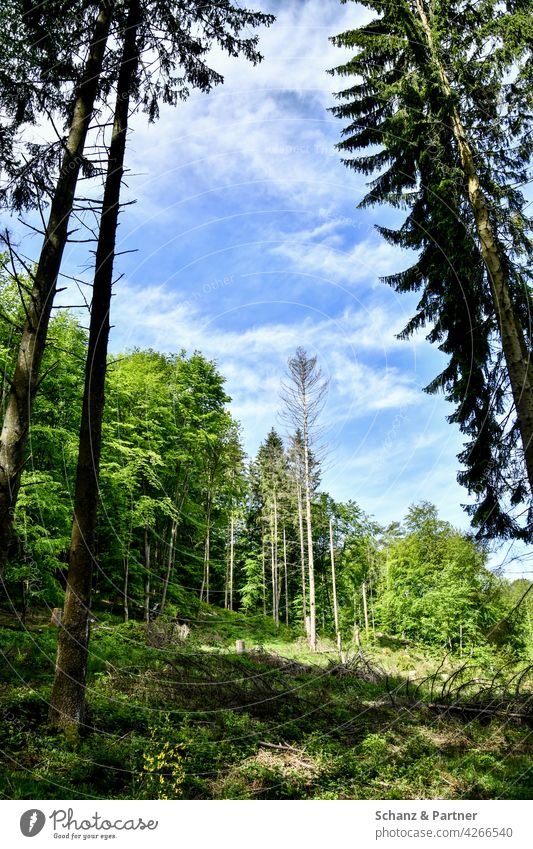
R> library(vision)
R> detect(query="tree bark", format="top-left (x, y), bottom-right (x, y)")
top-left (122, 507), bottom-right (134, 622)
top-left (261, 536), bottom-right (266, 615)
top-left (200, 496), bottom-right (212, 603)
top-left (272, 491), bottom-right (279, 625)
top-left (0, 1), bottom-right (112, 577)
top-left (283, 526), bottom-right (289, 626)
top-left (160, 520), bottom-right (177, 614)
top-left (123, 555), bottom-right (129, 623)
top-left (329, 518), bottom-right (342, 659)
top-left (362, 581), bottom-right (369, 640)
top-left (303, 410), bottom-right (316, 649)
top-left (48, 1), bottom-right (140, 732)
top-left (296, 481), bottom-right (308, 631)
top-left (229, 513), bottom-right (234, 611)
top-left (161, 471), bottom-right (189, 613)
top-left (143, 527), bottom-right (151, 624)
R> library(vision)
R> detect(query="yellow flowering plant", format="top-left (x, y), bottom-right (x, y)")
top-left (136, 721), bottom-right (186, 799)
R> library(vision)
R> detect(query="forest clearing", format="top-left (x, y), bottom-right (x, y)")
top-left (1, 601), bottom-right (531, 800)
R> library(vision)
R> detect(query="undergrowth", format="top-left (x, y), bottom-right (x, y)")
top-left (0, 606), bottom-right (531, 800)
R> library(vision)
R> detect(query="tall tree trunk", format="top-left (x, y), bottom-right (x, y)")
top-left (303, 411), bottom-right (316, 649)
top-left (224, 538), bottom-right (229, 610)
top-left (362, 581), bottom-right (369, 640)
top-left (123, 506), bottom-right (134, 622)
top-left (160, 520), bottom-right (177, 614)
top-left (123, 554), bottom-right (129, 623)
top-left (143, 527), bottom-right (151, 624)
top-left (229, 513), bottom-right (234, 611)
top-left (329, 519), bottom-right (342, 659)
top-left (273, 492), bottom-right (279, 626)
top-left (283, 526), bottom-right (288, 626)
top-left (297, 481), bottom-right (307, 631)
top-left (415, 0), bottom-right (533, 494)
top-left (48, 2), bottom-right (140, 732)
top-left (200, 497), bottom-right (212, 603)
top-left (261, 536), bottom-right (266, 615)
top-left (0, 2), bottom-right (112, 577)
top-left (205, 515), bottom-right (211, 604)
top-left (161, 471), bottom-right (189, 613)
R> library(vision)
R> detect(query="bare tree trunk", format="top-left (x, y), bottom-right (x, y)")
top-left (362, 581), bottom-right (369, 640)
top-left (224, 539), bottom-right (229, 610)
top-left (415, 0), bottom-right (533, 494)
top-left (200, 499), bottom-right (212, 604)
top-left (283, 527), bottom-right (289, 626)
top-left (229, 513), bottom-right (234, 611)
top-left (261, 536), bottom-right (266, 615)
top-left (48, 4), bottom-right (140, 732)
top-left (297, 482), bottom-right (307, 630)
top-left (123, 555), bottom-right (129, 623)
top-left (329, 519), bottom-right (343, 660)
top-left (123, 507), bottom-right (134, 623)
top-left (353, 594), bottom-right (360, 646)
top-left (160, 520), bottom-right (177, 614)
top-left (303, 413), bottom-right (316, 650)
top-left (273, 491), bottom-right (279, 626)
top-left (0, 2), bottom-right (112, 577)
top-left (161, 472), bottom-right (189, 613)
top-left (143, 527), bottom-right (151, 624)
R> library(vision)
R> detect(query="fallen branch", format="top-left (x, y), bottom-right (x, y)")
top-left (426, 702), bottom-right (532, 720)
top-left (258, 740), bottom-right (305, 754)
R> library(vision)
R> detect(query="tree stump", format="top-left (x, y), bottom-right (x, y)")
top-left (235, 639), bottom-right (245, 654)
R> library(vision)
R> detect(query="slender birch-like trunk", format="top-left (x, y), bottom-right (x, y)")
top-left (303, 410), bottom-right (316, 649)
top-left (283, 527), bottom-right (289, 626)
top-left (362, 581), bottom-right (369, 640)
top-left (273, 491), bottom-right (279, 626)
top-left (261, 535), bottom-right (266, 615)
top-left (329, 518), bottom-right (343, 659)
top-left (160, 520), bottom-right (177, 614)
top-left (229, 513), bottom-right (234, 611)
top-left (297, 482), bottom-right (307, 630)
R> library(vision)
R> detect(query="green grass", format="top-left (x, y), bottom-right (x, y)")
top-left (0, 606), bottom-right (531, 800)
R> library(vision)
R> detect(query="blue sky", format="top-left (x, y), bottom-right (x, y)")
top-left (9, 0), bottom-right (530, 576)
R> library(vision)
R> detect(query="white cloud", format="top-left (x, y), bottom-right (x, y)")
top-left (271, 233), bottom-right (411, 286)
top-left (108, 278), bottom-right (433, 466)
top-left (123, 0), bottom-right (372, 219)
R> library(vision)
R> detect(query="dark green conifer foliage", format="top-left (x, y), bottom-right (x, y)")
top-left (330, 0), bottom-right (533, 540)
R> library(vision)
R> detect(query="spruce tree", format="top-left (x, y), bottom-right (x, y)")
top-left (331, 0), bottom-right (533, 540)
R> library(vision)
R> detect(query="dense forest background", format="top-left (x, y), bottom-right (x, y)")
top-left (1, 283), bottom-right (530, 655)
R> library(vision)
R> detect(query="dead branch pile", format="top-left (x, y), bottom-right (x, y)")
top-left (392, 659), bottom-right (533, 723)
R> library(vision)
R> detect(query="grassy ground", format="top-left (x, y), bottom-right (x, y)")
top-left (0, 605), bottom-right (531, 800)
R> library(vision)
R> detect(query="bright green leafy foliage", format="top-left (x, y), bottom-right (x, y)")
top-left (1, 284), bottom-right (528, 653)
top-left (374, 503), bottom-right (516, 649)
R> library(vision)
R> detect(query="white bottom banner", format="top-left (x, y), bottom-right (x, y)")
top-left (2, 799), bottom-right (531, 848)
